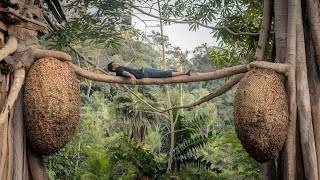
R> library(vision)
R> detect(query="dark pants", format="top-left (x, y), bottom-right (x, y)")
top-left (143, 68), bottom-right (175, 78)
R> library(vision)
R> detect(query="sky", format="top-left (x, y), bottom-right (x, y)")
top-left (131, 3), bottom-right (217, 52)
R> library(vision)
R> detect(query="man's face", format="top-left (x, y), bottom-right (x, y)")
top-left (112, 63), bottom-right (119, 71)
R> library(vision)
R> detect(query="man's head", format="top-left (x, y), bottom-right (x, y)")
top-left (107, 62), bottom-right (119, 72)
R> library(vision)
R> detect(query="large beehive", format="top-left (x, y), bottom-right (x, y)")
top-left (24, 57), bottom-right (80, 155)
top-left (234, 68), bottom-right (289, 163)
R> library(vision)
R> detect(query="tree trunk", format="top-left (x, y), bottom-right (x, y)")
top-left (262, 0), bottom-right (320, 179)
top-left (296, 0), bottom-right (318, 178)
top-left (166, 89), bottom-right (175, 172)
top-left (306, 26), bottom-right (320, 180)
top-left (0, 1), bottom-right (48, 179)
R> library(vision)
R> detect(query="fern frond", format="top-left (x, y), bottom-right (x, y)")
top-left (174, 132), bottom-right (213, 159)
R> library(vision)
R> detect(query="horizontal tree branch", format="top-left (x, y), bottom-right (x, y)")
top-left (44, 14), bottom-right (174, 114)
top-left (69, 46), bottom-right (170, 113)
top-left (249, 61), bottom-right (292, 76)
top-left (160, 74), bottom-right (244, 113)
top-left (32, 48), bottom-right (72, 61)
top-left (128, 3), bottom-right (260, 36)
top-left (68, 47), bottom-right (292, 116)
top-left (69, 62), bottom-right (249, 85)
top-left (67, 47), bottom-right (291, 115)
top-left (67, 48), bottom-right (248, 113)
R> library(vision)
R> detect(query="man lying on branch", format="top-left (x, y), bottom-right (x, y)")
top-left (106, 62), bottom-right (191, 84)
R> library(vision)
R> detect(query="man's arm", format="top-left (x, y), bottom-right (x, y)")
top-left (122, 71), bottom-right (135, 78)
top-left (122, 71), bottom-right (137, 85)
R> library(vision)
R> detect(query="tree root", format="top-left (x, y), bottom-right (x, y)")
top-left (0, 68), bottom-right (25, 125)
top-left (0, 36), bottom-right (17, 61)
top-left (306, 0), bottom-right (320, 68)
top-left (254, 0), bottom-right (272, 61)
top-left (27, 146), bottom-right (48, 180)
top-left (296, 1), bottom-right (318, 178)
top-left (32, 48), bottom-right (72, 61)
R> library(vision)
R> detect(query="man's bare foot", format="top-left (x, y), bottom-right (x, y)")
top-left (185, 69), bottom-right (191, 76)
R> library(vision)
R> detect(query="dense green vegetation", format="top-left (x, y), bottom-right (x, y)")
top-left (42, 0), bottom-right (263, 179)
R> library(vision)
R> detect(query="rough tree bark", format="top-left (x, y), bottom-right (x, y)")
top-left (296, 0), bottom-right (318, 178)
top-left (261, 0), bottom-right (320, 179)
top-left (284, 0), bottom-right (298, 179)
top-left (0, 0), bottom-right (49, 179)
top-left (305, 0), bottom-right (320, 179)
top-left (306, 26), bottom-right (320, 180)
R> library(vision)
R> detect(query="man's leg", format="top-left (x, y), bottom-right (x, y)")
top-left (143, 68), bottom-right (190, 78)
top-left (143, 68), bottom-right (172, 78)
top-left (172, 69), bottom-right (191, 77)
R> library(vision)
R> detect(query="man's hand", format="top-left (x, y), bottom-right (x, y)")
top-left (129, 76), bottom-right (137, 85)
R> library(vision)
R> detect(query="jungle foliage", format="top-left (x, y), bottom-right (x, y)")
top-left (42, 0), bottom-right (263, 179)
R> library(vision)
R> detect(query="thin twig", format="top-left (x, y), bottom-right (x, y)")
top-left (130, 13), bottom-right (149, 27)
top-left (163, 128), bottom-right (188, 137)
top-left (69, 47), bottom-right (96, 66)
top-left (120, 84), bottom-right (165, 113)
top-left (133, 5), bottom-right (160, 13)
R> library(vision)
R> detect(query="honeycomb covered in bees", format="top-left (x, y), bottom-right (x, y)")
top-left (234, 68), bottom-right (289, 163)
top-left (24, 57), bottom-right (80, 155)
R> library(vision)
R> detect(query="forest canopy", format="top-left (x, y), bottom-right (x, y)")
top-left (41, 0), bottom-right (264, 179)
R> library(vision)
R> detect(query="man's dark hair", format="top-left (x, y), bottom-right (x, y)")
top-left (107, 62), bottom-right (115, 72)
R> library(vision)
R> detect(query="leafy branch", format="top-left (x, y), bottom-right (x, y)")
top-left (126, 2), bottom-right (260, 37)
